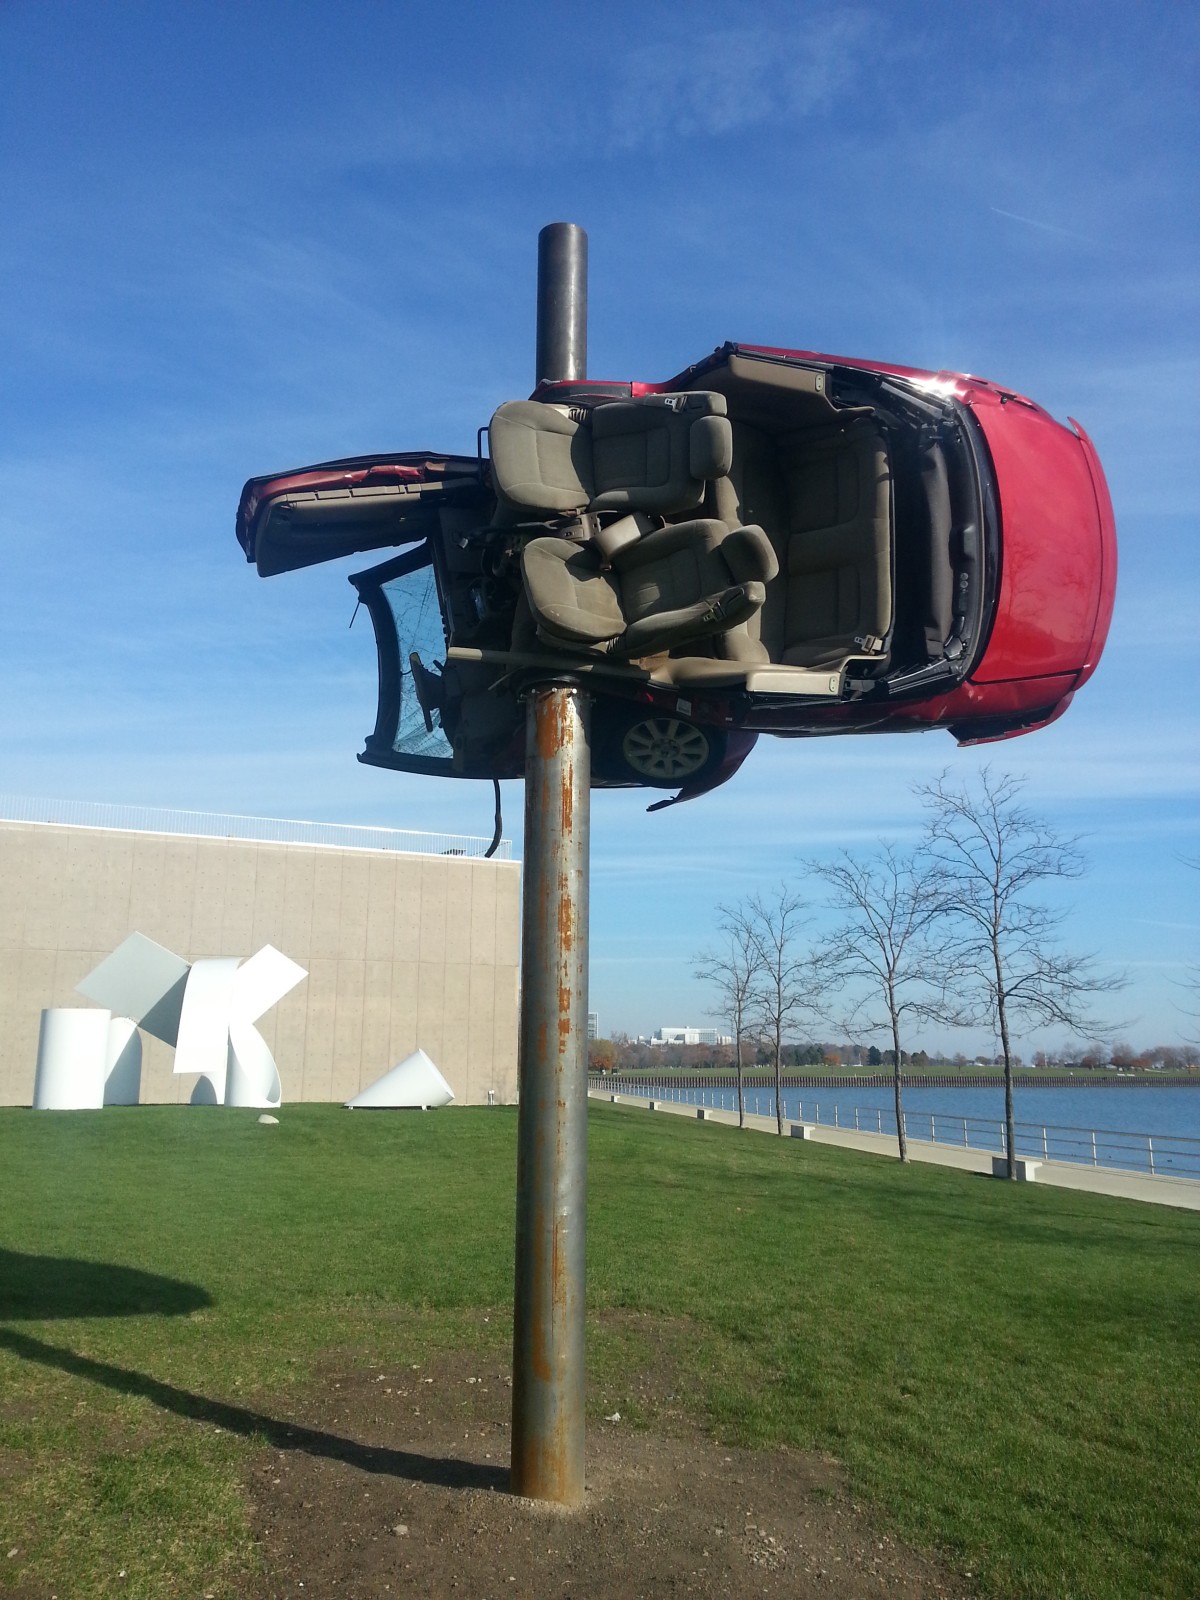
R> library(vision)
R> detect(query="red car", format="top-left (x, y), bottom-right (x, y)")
top-left (236, 341), bottom-right (1116, 805)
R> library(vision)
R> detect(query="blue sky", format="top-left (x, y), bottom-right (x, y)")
top-left (2, 2), bottom-right (1197, 1055)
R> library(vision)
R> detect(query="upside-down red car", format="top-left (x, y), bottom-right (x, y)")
top-left (236, 341), bottom-right (1116, 805)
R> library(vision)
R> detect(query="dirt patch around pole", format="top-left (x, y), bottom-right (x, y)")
top-left (242, 1346), bottom-right (971, 1599)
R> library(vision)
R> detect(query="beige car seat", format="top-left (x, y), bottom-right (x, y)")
top-left (520, 519), bottom-right (778, 660)
top-left (489, 392), bottom-right (733, 518)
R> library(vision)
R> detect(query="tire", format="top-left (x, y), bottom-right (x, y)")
top-left (612, 714), bottom-right (722, 787)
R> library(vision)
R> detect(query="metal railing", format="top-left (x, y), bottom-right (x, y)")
top-left (589, 1076), bottom-right (1200, 1180)
top-left (0, 795), bottom-right (513, 860)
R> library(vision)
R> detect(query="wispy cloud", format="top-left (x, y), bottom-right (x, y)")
top-left (609, 11), bottom-right (878, 146)
top-left (989, 206), bottom-right (1099, 246)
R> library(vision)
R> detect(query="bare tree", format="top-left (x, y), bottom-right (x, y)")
top-left (739, 885), bottom-right (819, 1135)
top-left (919, 767), bottom-right (1116, 1179)
top-left (813, 845), bottom-right (947, 1163)
top-left (694, 911), bottom-right (761, 1127)
top-left (1177, 858), bottom-right (1200, 1031)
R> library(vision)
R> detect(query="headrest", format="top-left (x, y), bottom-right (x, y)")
top-left (722, 524), bottom-right (779, 585)
top-left (689, 415), bottom-right (734, 481)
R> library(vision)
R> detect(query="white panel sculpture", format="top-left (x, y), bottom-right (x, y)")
top-left (223, 944), bottom-right (305, 1107)
top-left (173, 957), bottom-right (242, 1102)
top-left (75, 932), bottom-right (191, 1045)
top-left (59, 933), bottom-right (308, 1110)
top-left (345, 1048), bottom-right (454, 1110)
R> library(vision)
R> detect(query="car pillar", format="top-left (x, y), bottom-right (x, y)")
top-left (510, 223), bottom-right (591, 1508)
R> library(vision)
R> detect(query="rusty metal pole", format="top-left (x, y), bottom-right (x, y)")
top-left (510, 684), bottom-right (591, 1504)
top-left (510, 223), bottom-right (591, 1507)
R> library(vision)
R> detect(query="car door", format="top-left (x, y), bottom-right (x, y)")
top-left (236, 451), bottom-right (487, 576)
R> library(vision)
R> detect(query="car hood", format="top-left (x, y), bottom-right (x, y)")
top-left (965, 391), bottom-right (1113, 684)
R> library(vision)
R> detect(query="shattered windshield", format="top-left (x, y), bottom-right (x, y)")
top-left (383, 561), bottom-right (453, 761)
top-left (352, 545), bottom-right (454, 766)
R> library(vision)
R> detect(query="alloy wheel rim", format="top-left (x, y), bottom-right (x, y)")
top-left (621, 718), bottom-right (711, 780)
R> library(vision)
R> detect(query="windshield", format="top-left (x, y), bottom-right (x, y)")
top-left (351, 546), bottom-right (454, 767)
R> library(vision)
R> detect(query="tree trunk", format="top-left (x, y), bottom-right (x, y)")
top-left (735, 1028), bottom-right (745, 1128)
top-left (998, 934), bottom-right (1017, 1177)
top-left (999, 996), bottom-right (1016, 1178)
top-left (890, 1006), bottom-right (909, 1164)
top-left (773, 1033), bottom-right (784, 1136)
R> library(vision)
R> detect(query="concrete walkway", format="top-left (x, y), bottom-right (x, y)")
top-left (590, 1089), bottom-right (1200, 1212)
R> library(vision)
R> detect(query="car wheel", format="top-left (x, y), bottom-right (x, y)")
top-left (617, 715), bottom-right (719, 786)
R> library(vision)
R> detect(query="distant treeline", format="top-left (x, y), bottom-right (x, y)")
top-left (588, 1037), bottom-right (1200, 1077)
top-left (592, 1069), bottom-right (1200, 1091)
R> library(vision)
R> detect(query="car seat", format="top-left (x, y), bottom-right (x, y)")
top-left (489, 392), bottom-right (733, 518)
top-left (520, 518), bottom-right (777, 660)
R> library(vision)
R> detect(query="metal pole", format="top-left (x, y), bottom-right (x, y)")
top-left (536, 223), bottom-right (588, 386)
top-left (511, 683), bottom-right (591, 1505)
top-left (510, 221), bottom-right (592, 1507)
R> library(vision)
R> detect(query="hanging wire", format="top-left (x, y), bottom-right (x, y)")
top-left (484, 778), bottom-right (503, 858)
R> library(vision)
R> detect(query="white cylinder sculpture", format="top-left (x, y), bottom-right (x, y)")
top-left (103, 1017), bottom-right (143, 1105)
top-left (33, 1008), bottom-right (112, 1110)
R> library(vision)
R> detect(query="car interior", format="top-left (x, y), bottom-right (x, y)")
top-left (332, 347), bottom-right (982, 777)
top-left (460, 352), bottom-right (928, 693)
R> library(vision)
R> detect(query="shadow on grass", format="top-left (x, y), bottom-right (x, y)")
top-left (0, 1327), bottom-right (509, 1494)
top-left (0, 1248), bottom-right (213, 1320)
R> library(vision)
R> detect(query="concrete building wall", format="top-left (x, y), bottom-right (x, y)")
top-left (0, 820), bottom-right (521, 1107)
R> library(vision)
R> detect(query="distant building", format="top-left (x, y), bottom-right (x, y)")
top-left (587, 1012), bottom-right (599, 1041)
top-left (652, 1026), bottom-right (732, 1047)
top-left (1, 799), bottom-right (519, 1107)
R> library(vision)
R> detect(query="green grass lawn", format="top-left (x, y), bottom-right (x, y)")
top-left (1, 1102), bottom-right (1197, 1599)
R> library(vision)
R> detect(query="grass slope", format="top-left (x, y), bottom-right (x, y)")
top-left (0, 1103), bottom-right (1196, 1598)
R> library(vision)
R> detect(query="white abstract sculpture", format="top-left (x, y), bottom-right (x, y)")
top-left (49, 932), bottom-right (308, 1110)
top-left (103, 1017), bottom-right (143, 1105)
top-left (76, 931), bottom-right (190, 1044)
top-left (224, 944), bottom-right (307, 1107)
top-left (345, 1048), bottom-right (454, 1110)
top-left (33, 1008), bottom-right (112, 1109)
top-left (32, 1008), bottom-right (143, 1109)
top-left (174, 956), bottom-right (242, 1097)
top-left (177, 944), bottom-right (305, 1106)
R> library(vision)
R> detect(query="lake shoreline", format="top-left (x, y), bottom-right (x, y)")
top-left (606, 1070), bottom-right (1200, 1091)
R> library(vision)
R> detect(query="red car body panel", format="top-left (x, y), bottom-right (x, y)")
top-left (890, 673), bottom-right (1079, 730)
top-left (965, 390), bottom-right (1109, 685)
top-left (237, 460), bottom-right (424, 530)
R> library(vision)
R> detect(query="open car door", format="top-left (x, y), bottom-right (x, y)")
top-left (236, 451), bottom-right (488, 577)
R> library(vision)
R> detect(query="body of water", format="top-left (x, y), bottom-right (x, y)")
top-left (610, 1080), bottom-right (1200, 1178)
